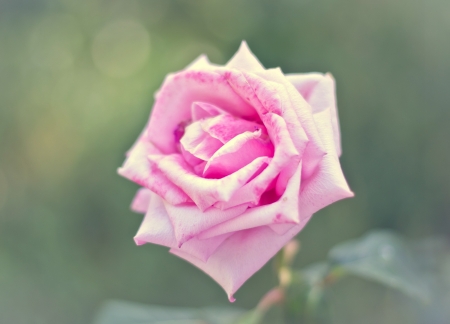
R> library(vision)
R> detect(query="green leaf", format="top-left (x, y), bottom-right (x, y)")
top-left (328, 230), bottom-right (431, 302)
top-left (93, 300), bottom-right (246, 324)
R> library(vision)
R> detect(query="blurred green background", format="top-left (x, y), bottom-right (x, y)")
top-left (0, 0), bottom-right (449, 323)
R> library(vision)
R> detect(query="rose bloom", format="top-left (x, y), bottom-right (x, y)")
top-left (119, 42), bottom-right (353, 301)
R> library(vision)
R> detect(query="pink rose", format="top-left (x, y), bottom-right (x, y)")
top-left (119, 42), bottom-right (353, 301)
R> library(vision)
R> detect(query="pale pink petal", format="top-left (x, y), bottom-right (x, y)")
top-left (222, 68), bottom-right (324, 184)
top-left (170, 222), bottom-right (311, 302)
top-left (149, 154), bottom-right (270, 211)
top-left (249, 68), bottom-right (327, 180)
top-left (298, 108), bottom-right (353, 216)
top-left (149, 69), bottom-right (257, 154)
top-left (204, 130), bottom-right (274, 179)
top-left (307, 74), bottom-right (341, 156)
top-left (225, 41), bottom-right (265, 72)
top-left (134, 193), bottom-right (177, 247)
top-left (134, 193), bottom-right (235, 262)
top-left (285, 73), bottom-right (324, 100)
top-left (131, 188), bottom-right (152, 214)
top-left (180, 121), bottom-right (223, 161)
top-left (199, 162), bottom-right (302, 239)
top-left (201, 114), bottom-right (265, 144)
top-left (164, 201), bottom-right (248, 246)
top-left (177, 233), bottom-right (234, 262)
top-left (191, 101), bottom-right (229, 121)
top-left (118, 138), bottom-right (191, 205)
top-left (180, 145), bottom-right (203, 168)
top-left (298, 156), bottom-right (353, 219)
top-left (287, 73), bottom-right (341, 156)
top-left (268, 223), bottom-right (297, 235)
top-left (185, 54), bottom-right (216, 71)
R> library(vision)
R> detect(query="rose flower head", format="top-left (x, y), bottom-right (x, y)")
top-left (118, 42), bottom-right (353, 302)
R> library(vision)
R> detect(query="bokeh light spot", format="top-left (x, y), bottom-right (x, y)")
top-left (92, 19), bottom-right (151, 78)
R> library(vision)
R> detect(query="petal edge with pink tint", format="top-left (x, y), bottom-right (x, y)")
top-left (149, 154), bottom-right (271, 211)
top-left (204, 130), bottom-right (274, 178)
top-left (180, 121), bottom-right (223, 161)
top-left (131, 188), bottom-right (152, 214)
top-left (225, 41), bottom-right (265, 72)
top-left (118, 139), bottom-right (191, 205)
top-left (171, 223), bottom-right (310, 302)
top-left (164, 201), bottom-right (247, 247)
top-left (135, 193), bottom-right (240, 262)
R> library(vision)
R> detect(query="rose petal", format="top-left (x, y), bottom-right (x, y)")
top-left (180, 145), bottom-right (203, 168)
top-left (134, 193), bottom-right (176, 247)
top-left (297, 107), bottom-right (354, 216)
top-left (180, 121), bottom-right (223, 161)
top-left (131, 187), bottom-right (152, 214)
top-left (219, 113), bottom-right (299, 206)
top-left (185, 54), bottom-right (217, 71)
top-left (134, 193), bottom-right (237, 262)
top-left (199, 162), bottom-right (303, 239)
top-left (287, 73), bottom-right (341, 156)
top-left (118, 138), bottom-right (191, 205)
top-left (191, 101), bottom-right (229, 121)
top-left (203, 130), bottom-right (274, 179)
top-left (149, 154), bottom-right (271, 211)
top-left (201, 114), bottom-right (264, 144)
top-left (308, 74), bottom-right (341, 156)
top-left (177, 233), bottom-right (234, 262)
top-left (225, 41), bottom-right (265, 72)
top-left (170, 223), bottom-right (310, 302)
top-left (249, 68), bottom-right (327, 180)
top-left (285, 72), bottom-right (324, 100)
top-left (164, 201), bottom-right (248, 246)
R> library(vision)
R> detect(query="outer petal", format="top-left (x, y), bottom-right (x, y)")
top-left (185, 54), bottom-right (216, 71)
top-left (134, 193), bottom-right (176, 247)
top-left (163, 201), bottom-right (248, 246)
top-left (170, 222), bottom-right (311, 302)
top-left (307, 74), bottom-right (341, 156)
top-left (131, 188), bottom-right (152, 214)
top-left (287, 73), bottom-right (341, 156)
top-left (118, 138), bottom-right (191, 205)
top-left (285, 72), bottom-right (324, 100)
top-left (134, 193), bottom-right (237, 262)
top-left (297, 107), bottom-right (353, 217)
top-left (225, 41), bottom-right (265, 72)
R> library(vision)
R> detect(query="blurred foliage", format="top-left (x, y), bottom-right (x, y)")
top-left (94, 301), bottom-right (245, 324)
top-left (94, 232), bottom-right (450, 324)
top-left (0, 0), bottom-right (449, 323)
top-left (289, 232), bottom-right (450, 324)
